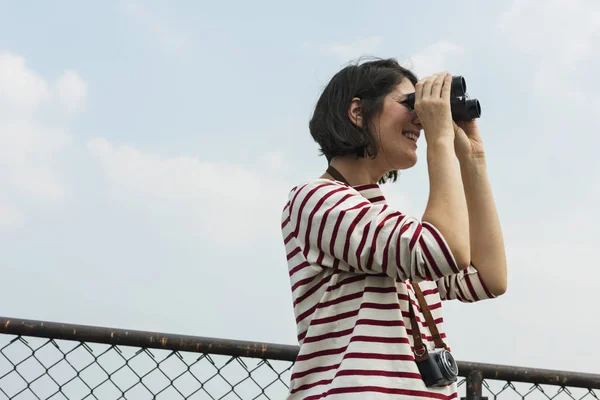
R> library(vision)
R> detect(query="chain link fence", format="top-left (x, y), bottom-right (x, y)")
top-left (0, 317), bottom-right (598, 400)
top-left (0, 335), bottom-right (291, 399)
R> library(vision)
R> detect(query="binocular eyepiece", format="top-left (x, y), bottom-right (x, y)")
top-left (406, 76), bottom-right (481, 121)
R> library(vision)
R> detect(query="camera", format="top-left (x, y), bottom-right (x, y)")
top-left (416, 348), bottom-right (459, 387)
top-left (406, 75), bottom-right (481, 121)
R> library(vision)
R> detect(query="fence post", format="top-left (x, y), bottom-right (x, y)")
top-left (461, 369), bottom-right (488, 400)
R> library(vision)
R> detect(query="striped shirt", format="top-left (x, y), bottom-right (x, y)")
top-left (281, 179), bottom-right (496, 399)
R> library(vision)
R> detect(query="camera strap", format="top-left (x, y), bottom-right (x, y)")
top-left (326, 165), bottom-right (448, 362)
top-left (326, 165), bottom-right (350, 185)
top-left (410, 283), bottom-right (447, 361)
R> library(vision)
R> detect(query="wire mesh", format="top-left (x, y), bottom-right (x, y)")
top-left (0, 334), bottom-right (292, 399)
top-left (0, 332), bottom-right (598, 400)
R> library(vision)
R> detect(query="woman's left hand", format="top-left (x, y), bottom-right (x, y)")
top-left (453, 119), bottom-right (486, 161)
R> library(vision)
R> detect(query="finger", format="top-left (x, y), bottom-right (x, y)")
top-left (441, 72), bottom-right (452, 101)
top-left (420, 76), bottom-right (433, 99)
top-left (452, 121), bottom-right (461, 134)
top-left (415, 80), bottom-right (424, 100)
top-left (430, 72), bottom-right (447, 99)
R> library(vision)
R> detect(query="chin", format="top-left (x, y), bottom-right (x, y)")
top-left (392, 155), bottom-right (418, 170)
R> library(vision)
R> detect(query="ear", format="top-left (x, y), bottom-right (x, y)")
top-left (348, 97), bottom-right (363, 128)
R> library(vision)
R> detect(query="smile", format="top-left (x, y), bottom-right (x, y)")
top-left (402, 131), bottom-right (420, 142)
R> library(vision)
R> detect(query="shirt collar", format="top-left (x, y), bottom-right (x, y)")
top-left (353, 184), bottom-right (387, 205)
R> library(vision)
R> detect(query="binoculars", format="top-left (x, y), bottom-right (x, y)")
top-left (406, 76), bottom-right (481, 121)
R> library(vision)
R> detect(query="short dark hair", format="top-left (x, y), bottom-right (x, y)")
top-left (309, 57), bottom-right (418, 183)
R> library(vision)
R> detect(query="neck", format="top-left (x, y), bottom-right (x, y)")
top-left (326, 156), bottom-right (386, 186)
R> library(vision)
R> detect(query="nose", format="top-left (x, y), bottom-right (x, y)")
top-left (411, 114), bottom-right (423, 130)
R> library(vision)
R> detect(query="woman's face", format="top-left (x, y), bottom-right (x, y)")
top-left (371, 79), bottom-right (422, 171)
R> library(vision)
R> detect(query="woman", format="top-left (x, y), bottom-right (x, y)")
top-left (281, 58), bottom-right (507, 399)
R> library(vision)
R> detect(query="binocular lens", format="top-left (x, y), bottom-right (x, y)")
top-left (451, 76), bottom-right (466, 98)
top-left (465, 99), bottom-right (481, 119)
top-left (402, 75), bottom-right (480, 121)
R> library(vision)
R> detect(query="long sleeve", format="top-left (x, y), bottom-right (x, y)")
top-left (436, 264), bottom-right (496, 302)
top-left (283, 181), bottom-right (463, 283)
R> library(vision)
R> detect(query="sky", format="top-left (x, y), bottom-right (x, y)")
top-left (1, 0), bottom-right (599, 384)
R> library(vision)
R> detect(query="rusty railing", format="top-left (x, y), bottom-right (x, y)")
top-left (0, 316), bottom-right (598, 399)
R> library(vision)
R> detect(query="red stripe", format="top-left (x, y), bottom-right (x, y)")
top-left (309, 302), bottom-right (401, 326)
top-left (464, 273), bottom-right (480, 302)
top-left (281, 214), bottom-right (290, 229)
top-left (402, 312), bottom-right (444, 327)
top-left (297, 347), bottom-right (415, 363)
top-left (381, 214), bottom-right (404, 276)
top-left (406, 330), bottom-right (447, 341)
top-left (294, 274), bottom-right (331, 307)
top-left (409, 223), bottom-right (422, 250)
top-left (354, 318), bottom-right (405, 327)
top-left (303, 187), bottom-right (347, 258)
top-left (422, 287), bottom-right (439, 296)
top-left (343, 206), bottom-right (370, 265)
top-left (419, 236), bottom-right (444, 278)
top-left (291, 364), bottom-right (339, 380)
top-left (293, 336), bottom-right (412, 380)
top-left (337, 368), bottom-right (419, 378)
top-left (302, 327), bottom-right (356, 345)
top-left (295, 346), bottom-right (346, 362)
top-left (296, 291), bottom-right (363, 324)
top-left (454, 279), bottom-right (469, 302)
top-left (289, 261), bottom-right (309, 278)
top-left (316, 193), bottom-right (354, 264)
top-left (353, 184), bottom-right (380, 191)
top-left (304, 385), bottom-right (458, 400)
top-left (368, 195), bottom-right (386, 203)
top-left (327, 274), bottom-right (367, 291)
top-left (300, 317), bottom-right (405, 346)
top-left (471, 265), bottom-right (495, 298)
top-left (287, 246), bottom-right (301, 261)
top-left (344, 352), bottom-right (414, 361)
top-left (292, 275), bottom-right (316, 292)
top-left (443, 277), bottom-right (451, 300)
top-left (422, 222), bottom-right (459, 273)
top-left (396, 222), bottom-right (413, 277)
top-left (287, 183), bottom-right (310, 228)
top-left (421, 249), bottom-right (434, 281)
top-left (354, 211), bottom-right (372, 271)
top-left (290, 183), bottom-right (333, 240)
top-left (291, 368), bottom-right (422, 393)
top-left (298, 284), bottom-right (399, 322)
top-left (365, 208), bottom-right (397, 273)
top-left (330, 201), bottom-right (370, 259)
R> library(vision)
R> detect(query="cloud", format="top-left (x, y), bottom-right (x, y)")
top-left (122, 2), bottom-right (187, 54)
top-left (0, 52), bottom-right (50, 114)
top-left (320, 36), bottom-right (383, 61)
top-left (55, 71), bottom-right (87, 114)
top-left (497, 0), bottom-right (600, 100)
top-left (400, 41), bottom-right (465, 77)
top-left (260, 151), bottom-right (285, 171)
top-left (498, 0), bottom-right (600, 65)
top-left (0, 196), bottom-right (23, 229)
top-left (0, 51), bottom-right (87, 221)
top-left (319, 36), bottom-right (465, 79)
top-left (87, 138), bottom-right (292, 248)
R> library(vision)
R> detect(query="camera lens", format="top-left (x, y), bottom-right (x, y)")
top-left (440, 351), bottom-right (459, 376)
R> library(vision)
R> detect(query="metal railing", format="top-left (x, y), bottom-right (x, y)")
top-left (0, 316), bottom-right (598, 399)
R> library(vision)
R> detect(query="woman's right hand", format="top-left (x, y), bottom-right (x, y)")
top-left (413, 72), bottom-right (455, 143)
